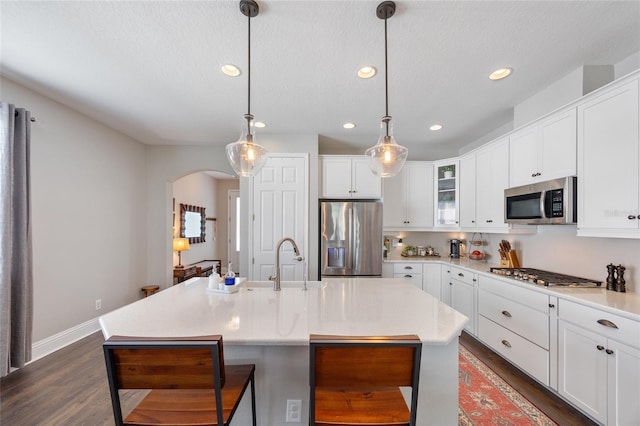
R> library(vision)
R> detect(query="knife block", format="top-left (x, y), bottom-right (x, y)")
top-left (500, 251), bottom-right (521, 268)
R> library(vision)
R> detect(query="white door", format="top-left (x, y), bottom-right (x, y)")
top-left (227, 190), bottom-right (240, 273)
top-left (251, 155), bottom-right (308, 281)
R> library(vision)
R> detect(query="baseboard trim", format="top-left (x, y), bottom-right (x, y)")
top-left (30, 318), bottom-right (101, 363)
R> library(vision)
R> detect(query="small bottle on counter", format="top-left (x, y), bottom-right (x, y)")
top-left (225, 262), bottom-right (236, 285)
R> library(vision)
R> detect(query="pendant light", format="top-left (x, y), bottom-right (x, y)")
top-left (365, 1), bottom-right (408, 178)
top-left (225, 0), bottom-right (268, 177)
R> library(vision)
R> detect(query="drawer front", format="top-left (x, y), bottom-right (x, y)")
top-left (479, 290), bottom-right (549, 349)
top-left (559, 299), bottom-right (640, 349)
top-left (479, 275), bottom-right (549, 313)
top-left (478, 316), bottom-right (549, 386)
top-left (393, 273), bottom-right (422, 290)
top-left (393, 263), bottom-right (422, 275)
top-left (449, 266), bottom-right (475, 285)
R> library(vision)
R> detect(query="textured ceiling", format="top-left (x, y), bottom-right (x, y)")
top-left (2, 1), bottom-right (639, 160)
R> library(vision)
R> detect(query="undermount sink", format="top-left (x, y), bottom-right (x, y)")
top-left (241, 280), bottom-right (324, 289)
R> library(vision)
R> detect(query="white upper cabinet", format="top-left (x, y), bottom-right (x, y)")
top-left (460, 138), bottom-right (513, 231)
top-left (509, 107), bottom-right (577, 187)
top-left (434, 160), bottom-right (460, 229)
top-left (476, 138), bottom-right (510, 229)
top-left (383, 162), bottom-right (434, 230)
top-left (459, 153), bottom-right (476, 229)
top-left (320, 156), bottom-right (381, 199)
top-left (577, 76), bottom-right (640, 238)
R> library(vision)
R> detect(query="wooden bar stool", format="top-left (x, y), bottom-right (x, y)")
top-left (309, 334), bottom-right (422, 426)
top-left (103, 335), bottom-right (257, 426)
top-left (141, 285), bottom-right (160, 298)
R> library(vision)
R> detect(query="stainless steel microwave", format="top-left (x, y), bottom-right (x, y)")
top-left (504, 177), bottom-right (577, 224)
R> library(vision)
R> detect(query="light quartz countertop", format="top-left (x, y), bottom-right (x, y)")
top-left (99, 277), bottom-right (469, 345)
top-left (385, 256), bottom-right (640, 321)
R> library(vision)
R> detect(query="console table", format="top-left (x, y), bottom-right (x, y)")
top-left (173, 259), bottom-right (221, 284)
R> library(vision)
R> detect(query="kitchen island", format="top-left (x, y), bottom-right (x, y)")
top-left (99, 277), bottom-right (468, 426)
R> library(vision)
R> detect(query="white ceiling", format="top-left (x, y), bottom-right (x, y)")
top-left (2, 1), bottom-right (639, 160)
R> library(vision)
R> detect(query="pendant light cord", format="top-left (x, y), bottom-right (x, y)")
top-left (246, 12), bottom-right (252, 136)
top-left (384, 17), bottom-right (389, 119)
top-left (384, 16), bottom-right (390, 137)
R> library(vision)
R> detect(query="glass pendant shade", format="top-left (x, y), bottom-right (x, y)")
top-left (365, 116), bottom-right (408, 177)
top-left (226, 114), bottom-right (268, 177)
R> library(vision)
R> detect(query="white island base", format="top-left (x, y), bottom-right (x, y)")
top-left (99, 277), bottom-right (467, 425)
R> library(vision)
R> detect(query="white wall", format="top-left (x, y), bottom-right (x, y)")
top-left (1, 76), bottom-right (148, 342)
top-left (172, 172), bottom-right (218, 266)
top-left (215, 179), bottom-right (240, 268)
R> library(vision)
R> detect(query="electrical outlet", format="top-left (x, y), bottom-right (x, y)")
top-left (95, 299), bottom-right (102, 310)
top-left (285, 399), bottom-right (302, 423)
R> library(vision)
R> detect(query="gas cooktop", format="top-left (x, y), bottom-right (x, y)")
top-left (490, 267), bottom-right (602, 288)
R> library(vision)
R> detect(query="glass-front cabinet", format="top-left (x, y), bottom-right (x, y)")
top-left (434, 159), bottom-right (460, 228)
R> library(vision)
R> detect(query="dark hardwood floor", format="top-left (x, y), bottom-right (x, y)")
top-left (1, 331), bottom-right (596, 425)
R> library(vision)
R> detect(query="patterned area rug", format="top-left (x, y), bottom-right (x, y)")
top-left (459, 345), bottom-right (558, 426)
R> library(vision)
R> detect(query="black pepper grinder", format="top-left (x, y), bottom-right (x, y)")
top-left (615, 265), bottom-right (626, 293)
top-left (606, 264), bottom-right (616, 291)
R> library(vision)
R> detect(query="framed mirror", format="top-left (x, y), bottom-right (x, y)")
top-left (180, 203), bottom-right (206, 244)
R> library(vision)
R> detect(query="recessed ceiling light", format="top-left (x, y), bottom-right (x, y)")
top-left (221, 64), bottom-right (241, 77)
top-left (253, 121), bottom-right (266, 128)
top-left (489, 68), bottom-right (512, 81)
top-left (343, 122), bottom-right (356, 129)
top-left (357, 66), bottom-right (376, 79)
top-left (429, 124), bottom-right (443, 131)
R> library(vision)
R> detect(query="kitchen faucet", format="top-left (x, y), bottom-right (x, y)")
top-left (270, 237), bottom-right (303, 291)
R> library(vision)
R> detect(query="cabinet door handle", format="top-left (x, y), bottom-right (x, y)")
top-left (597, 345), bottom-right (605, 351)
top-left (404, 275), bottom-right (413, 278)
top-left (501, 340), bottom-right (512, 348)
top-left (458, 272), bottom-right (464, 277)
top-left (597, 319), bottom-right (619, 329)
top-left (531, 173), bottom-right (536, 177)
top-left (606, 349), bottom-right (614, 355)
top-left (501, 310), bottom-right (512, 318)
top-left (549, 303), bottom-right (555, 308)
top-left (472, 220), bottom-right (475, 223)
top-left (486, 219), bottom-right (493, 223)
top-left (628, 215), bottom-right (637, 220)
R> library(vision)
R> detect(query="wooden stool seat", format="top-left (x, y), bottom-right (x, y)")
top-left (141, 285), bottom-right (160, 297)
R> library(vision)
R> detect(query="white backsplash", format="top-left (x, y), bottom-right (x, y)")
top-left (386, 226), bottom-right (640, 293)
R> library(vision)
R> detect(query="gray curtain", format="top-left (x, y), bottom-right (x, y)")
top-left (0, 102), bottom-right (33, 377)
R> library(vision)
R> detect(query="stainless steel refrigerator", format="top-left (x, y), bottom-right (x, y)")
top-left (320, 200), bottom-right (383, 277)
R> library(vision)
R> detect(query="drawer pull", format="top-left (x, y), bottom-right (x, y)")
top-left (501, 310), bottom-right (512, 318)
top-left (404, 266), bottom-right (413, 270)
top-left (597, 319), bottom-right (619, 329)
top-left (404, 275), bottom-right (413, 278)
top-left (597, 345), bottom-right (605, 351)
top-left (549, 303), bottom-right (555, 308)
top-left (501, 340), bottom-right (512, 348)
top-left (606, 349), bottom-right (614, 355)
top-left (458, 272), bottom-right (464, 277)
top-left (628, 215), bottom-right (637, 220)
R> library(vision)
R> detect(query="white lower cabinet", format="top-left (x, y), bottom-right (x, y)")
top-left (422, 263), bottom-right (441, 299)
top-left (392, 262), bottom-right (422, 290)
top-left (477, 275), bottom-right (552, 386)
top-left (441, 266), bottom-right (476, 334)
top-left (558, 299), bottom-right (640, 425)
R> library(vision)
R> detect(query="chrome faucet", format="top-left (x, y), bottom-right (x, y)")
top-left (270, 237), bottom-right (302, 291)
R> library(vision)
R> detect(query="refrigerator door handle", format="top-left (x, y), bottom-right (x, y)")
top-left (347, 207), bottom-right (354, 270)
